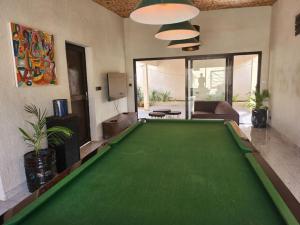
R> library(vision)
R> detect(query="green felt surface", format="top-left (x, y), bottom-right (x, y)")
top-left (7, 120), bottom-right (288, 225)
top-left (246, 154), bottom-right (299, 225)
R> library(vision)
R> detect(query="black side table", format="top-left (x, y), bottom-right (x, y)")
top-left (46, 114), bottom-right (80, 173)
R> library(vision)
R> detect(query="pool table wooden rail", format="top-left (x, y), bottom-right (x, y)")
top-left (228, 121), bottom-right (300, 223)
top-left (0, 124), bottom-right (131, 225)
top-left (1, 120), bottom-right (300, 224)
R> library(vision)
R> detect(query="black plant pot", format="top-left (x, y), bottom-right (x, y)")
top-left (24, 149), bottom-right (57, 193)
top-left (252, 109), bottom-right (268, 128)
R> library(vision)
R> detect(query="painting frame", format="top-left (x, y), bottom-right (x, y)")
top-left (10, 22), bottom-right (57, 87)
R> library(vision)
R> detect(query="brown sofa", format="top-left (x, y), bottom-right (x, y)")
top-left (191, 101), bottom-right (240, 125)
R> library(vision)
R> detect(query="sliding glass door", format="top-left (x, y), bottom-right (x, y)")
top-left (186, 57), bottom-right (230, 119)
top-left (186, 53), bottom-right (261, 122)
top-left (232, 54), bottom-right (260, 124)
top-left (134, 52), bottom-right (261, 122)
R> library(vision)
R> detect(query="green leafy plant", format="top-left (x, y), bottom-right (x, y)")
top-left (232, 94), bottom-right (239, 102)
top-left (205, 93), bottom-right (225, 101)
top-left (19, 104), bottom-right (73, 153)
top-left (149, 90), bottom-right (162, 104)
top-left (248, 90), bottom-right (270, 110)
top-left (137, 87), bottom-right (144, 107)
top-left (161, 91), bottom-right (171, 102)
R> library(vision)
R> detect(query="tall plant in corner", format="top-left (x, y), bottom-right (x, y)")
top-left (19, 104), bottom-right (73, 192)
top-left (248, 90), bottom-right (270, 128)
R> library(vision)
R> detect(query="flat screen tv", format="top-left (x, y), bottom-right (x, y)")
top-left (107, 72), bottom-right (127, 101)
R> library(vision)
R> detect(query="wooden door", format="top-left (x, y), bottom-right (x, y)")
top-left (65, 43), bottom-right (91, 146)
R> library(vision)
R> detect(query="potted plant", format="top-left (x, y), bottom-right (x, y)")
top-left (137, 87), bottom-right (144, 107)
top-left (19, 104), bottom-right (72, 192)
top-left (248, 90), bottom-right (270, 128)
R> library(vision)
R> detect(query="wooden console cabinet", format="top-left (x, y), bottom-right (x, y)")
top-left (102, 112), bottom-right (137, 139)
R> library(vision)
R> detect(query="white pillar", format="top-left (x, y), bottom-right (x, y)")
top-left (143, 64), bottom-right (150, 110)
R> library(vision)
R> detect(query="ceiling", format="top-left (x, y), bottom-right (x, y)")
top-left (93, 0), bottom-right (276, 18)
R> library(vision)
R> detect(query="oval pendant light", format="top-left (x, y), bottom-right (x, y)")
top-left (182, 44), bottom-right (200, 51)
top-left (130, 0), bottom-right (199, 25)
top-left (182, 25), bottom-right (200, 51)
top-left (168, 37), bottom-right (199, 48)
top-left (155, 21), bottom-right (200, 40)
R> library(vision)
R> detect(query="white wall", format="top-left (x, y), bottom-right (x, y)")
top-left (268, 0), bottom-right (300, 146)
top-left (136, 59), bottom-right (185, 100)
top-left (0, 0), bottom-right (127, 200)
top-left (233, 55), bottom-right (258, 101)
top-left (124, 6), bottom-right (272, 111)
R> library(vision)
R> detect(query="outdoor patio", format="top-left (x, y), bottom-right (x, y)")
top-left (138, 100), bottom-right (251, 125)
top-left (233, 102), bottom-right (252, 125)
top-left (138, 101), bottom-right (186, 119)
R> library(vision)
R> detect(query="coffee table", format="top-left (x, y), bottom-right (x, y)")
top-left (149, 112), bottom-right (166, 118)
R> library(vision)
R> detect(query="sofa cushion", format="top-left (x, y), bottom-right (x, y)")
top-left (192, 111), bottom-right (214, 115)
top-left (194, 101), bottom-right (219, 113)
top-left (214, 101), bottom-right (233, 114)
top-left (192, 101), bottom-right (240, 124)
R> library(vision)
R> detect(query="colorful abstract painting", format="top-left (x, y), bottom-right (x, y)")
top-left (10, 23), bottom-right (56, 87)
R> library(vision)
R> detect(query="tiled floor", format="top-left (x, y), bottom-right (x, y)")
top-left (240, 125), bottom-right (300, 202)
top-left (1, 124), bottom-right (300, 216)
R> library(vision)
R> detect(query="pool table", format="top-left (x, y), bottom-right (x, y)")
top-left (2, 120), bottom-right (300, 225)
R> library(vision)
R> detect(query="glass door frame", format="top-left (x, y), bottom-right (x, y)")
top-left (186, 56), bottom-right (231, 119)
top-left (185, 52), bottom-right (262, 119)
top-left (133, 51), bottom-right (262, 119)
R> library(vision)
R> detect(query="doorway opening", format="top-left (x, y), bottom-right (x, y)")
top-left (134, 52), bottom-right (261, 123)
top-left (135, 59), bottom-right (186, 119)
top-left (65, 43), bottom-right (91, 146)
top-left (188, 58), bottom-right (227, 100)
top-left (232, 54), bottom-right (259, 125)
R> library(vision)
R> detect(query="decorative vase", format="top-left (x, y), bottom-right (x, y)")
top-left (251, 109), bottom-right (268, 128)
top-left (53, 99), bottom-right (68, 117)
top-left (24, 149), bottom-right (57, 192)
